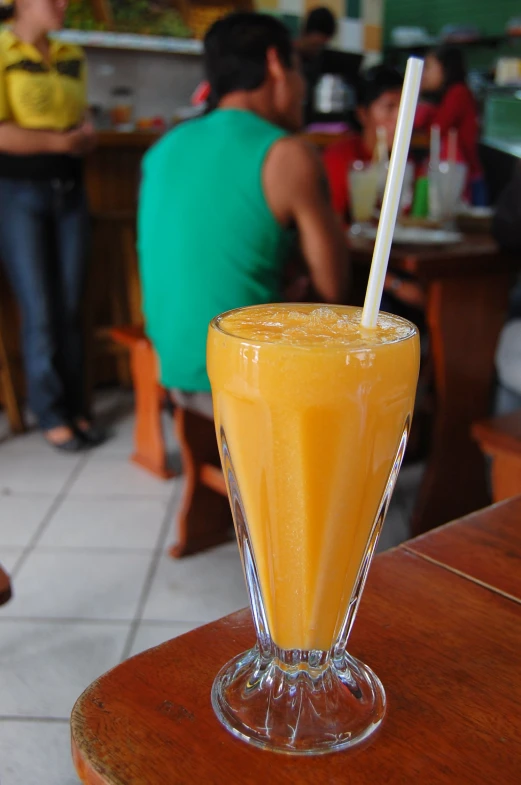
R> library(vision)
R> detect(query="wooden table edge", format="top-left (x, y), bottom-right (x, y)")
top-left (403, 495), bottom-right (521, 604)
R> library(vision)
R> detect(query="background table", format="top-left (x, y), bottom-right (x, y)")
top-left (72, 496), bottom-right (521, 784)
top-left (350, 233), bottom-right (519, 535)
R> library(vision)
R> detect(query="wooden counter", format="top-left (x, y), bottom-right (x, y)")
top-left (84, 130), bottom-right (160, 388)
top-left (86, 129), bottom-right (158, 212)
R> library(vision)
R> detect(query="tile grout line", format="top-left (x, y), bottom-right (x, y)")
top-left (9, 454), bottom-right (89, 578)
top-left (1, 487), bottom-right (175, 499)
top-left (0, 615), bottom-right (136, 625)
top-left (0, 715), bottom-right (70, 724)
top-left (8, 545), bottom-right (171, 554)
top-left (120, 480), bottom-right (183, 662)
top-left (0, 615), bottom-right (204, 625)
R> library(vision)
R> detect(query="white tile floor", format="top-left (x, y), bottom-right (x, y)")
top-left (0, 390), bottom-right (424, 785)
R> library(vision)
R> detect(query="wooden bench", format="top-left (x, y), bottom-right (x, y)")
top-left (472, 409), bottom-right (521, 502)
top-left (0, 564), bottom-right (12, 606)
top-left (110, 326), bottom-right (232, 558)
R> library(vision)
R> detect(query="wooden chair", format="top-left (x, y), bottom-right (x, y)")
top-left (472, 409), bottom-right (521, 502)
top-left (0, 304), bottom-right (25, 434)
top-left (0, 564), bottom-right (12, 606)
top-left (110, 326), bottom-right (232, 557)
top-left (171, 406), bottom-right (232, 558)
top-left (110, 326), bottom-right (174, 480)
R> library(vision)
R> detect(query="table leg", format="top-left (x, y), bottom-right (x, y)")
top-left (490, 452), bottom-right (521, 503)
top-left (412, 273), bottom-right (510, 535)
top-left (0, 564), bottom-right (12, 606)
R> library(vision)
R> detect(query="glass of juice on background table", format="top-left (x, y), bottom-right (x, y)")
top-left (207, 304), bottom-right (420, 754)
top-left (349, 161), bottom-right (380, 224)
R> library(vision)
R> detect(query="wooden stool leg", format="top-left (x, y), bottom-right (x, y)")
top-left (130, 339), bottom-right (174, 479)
top-left (0, 324), bottom-right (24, 433)
top-left (0, 564), bottom-right (12, 606)
top-left (121, 224), bottom-right (142, 328)
top-left (170, 408), bottom-right (233, 558)
top-left (491, 453), bottom-right (521, 503)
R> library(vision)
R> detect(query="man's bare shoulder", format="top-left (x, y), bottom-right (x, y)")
top-left (266, 136), bottom-right (323, 181)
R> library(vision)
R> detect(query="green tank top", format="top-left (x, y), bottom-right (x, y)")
top-left (138, 109), bottom-right (293, 392)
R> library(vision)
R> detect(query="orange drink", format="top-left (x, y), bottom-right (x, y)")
top-left (207, 303), bottom-right (420, 754)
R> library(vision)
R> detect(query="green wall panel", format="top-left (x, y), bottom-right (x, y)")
top-left (384, 0), bottom-right (521, 44)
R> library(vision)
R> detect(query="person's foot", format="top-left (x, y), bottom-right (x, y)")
top-left (44, 425), bottom-right (84, 453)
top-left (74, 418), bottom-right (108, 447)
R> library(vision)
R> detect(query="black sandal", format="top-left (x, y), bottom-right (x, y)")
top-left (44, 433), bottom-right (85, 453)
top-left (75, 423), bottom-right (108, 447)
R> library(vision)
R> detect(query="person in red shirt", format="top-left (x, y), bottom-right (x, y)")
top-left (416, 46), bottom-right (482, 183)
top-left (323, 65), bottom-right (403, 220)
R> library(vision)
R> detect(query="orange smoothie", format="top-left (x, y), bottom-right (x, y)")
top-left (207, 305), bottom-right (420, 652)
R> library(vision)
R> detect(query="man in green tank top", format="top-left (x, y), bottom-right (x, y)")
top-left (138, 12), bottom-right (348, 413)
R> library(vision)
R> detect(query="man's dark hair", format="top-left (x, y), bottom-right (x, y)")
top-left (304, 7), bottom-right (337, 38)
top-left (432, 45), bottom-right (467, 90)
top-left (357, 65), bottom-right (403, 107)
top-left (204, 12), bottom-right (293, 104)
top-left (0, 3), bottom-right (15, 22)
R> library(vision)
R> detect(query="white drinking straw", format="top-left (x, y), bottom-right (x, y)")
top-left (448, 128), bottom-right (458, 166)
top-left (361, 57), bottom-right (424, 329)
top-left (430, 124), bottom-right (441, 170)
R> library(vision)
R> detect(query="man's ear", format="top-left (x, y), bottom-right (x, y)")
top-left (266, 47), bottom-right (286, 82)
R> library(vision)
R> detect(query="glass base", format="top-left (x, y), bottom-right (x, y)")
top-left (211, 646), bottom-right (386, 755)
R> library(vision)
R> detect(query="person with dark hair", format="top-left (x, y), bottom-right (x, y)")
top-left (416, 45), bottom-right (481, 184)
top-left (139, 12), bottom-right (348, 416)
top-left (294, 6), bottom-right (338, 122)
top-left (296, 6), bottom-right (337, 58)
top-left (323, 65), bottom-right (403, 220)
top-left (0, 0), bottom-right (102, 450)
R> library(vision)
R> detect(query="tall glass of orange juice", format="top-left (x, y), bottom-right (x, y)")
top-left (207, 303), bottom-right (420, 754)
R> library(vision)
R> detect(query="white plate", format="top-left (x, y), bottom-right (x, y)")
top-left (456, 206), bottom-right (494, 219)
top-left (349, 224), bottom-right (464, 246)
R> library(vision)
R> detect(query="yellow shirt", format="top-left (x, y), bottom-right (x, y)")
top-left (0, 27), bottom-right (86, 131)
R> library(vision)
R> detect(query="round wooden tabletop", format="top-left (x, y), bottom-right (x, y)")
top-left (71, 514), bottom-right (521, 784)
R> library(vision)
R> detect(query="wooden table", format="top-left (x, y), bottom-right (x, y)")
top-left (349, 233), bottom-right (519, 535)
top-left (71, 497), bottom-right (521, 784)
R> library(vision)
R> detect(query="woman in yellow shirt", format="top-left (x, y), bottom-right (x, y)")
top-left (0, 0), bottom-right (102, 450)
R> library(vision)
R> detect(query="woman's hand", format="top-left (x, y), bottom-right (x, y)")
top-left (60, 121), bottom-right (97, 156)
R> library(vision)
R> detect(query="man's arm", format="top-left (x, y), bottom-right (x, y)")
top-left (264, 137), bottom-right (349, 303)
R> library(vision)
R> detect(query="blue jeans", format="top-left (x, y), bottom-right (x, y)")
top-left (0, 178), bottom-right (89, 429)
